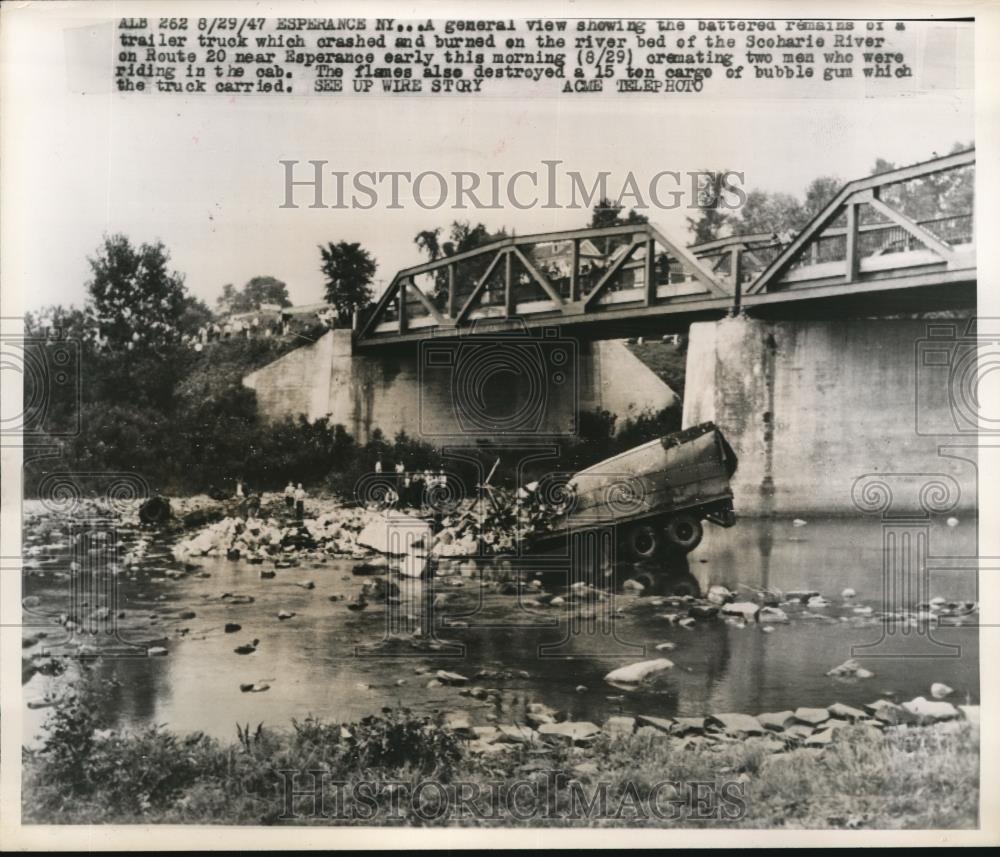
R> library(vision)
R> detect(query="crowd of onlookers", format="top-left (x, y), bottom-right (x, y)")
top-left (373, 460), bottom-right (449, 509)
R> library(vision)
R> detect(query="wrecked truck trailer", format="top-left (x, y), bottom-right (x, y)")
top-left (531, 422), bottom-right (738, 561)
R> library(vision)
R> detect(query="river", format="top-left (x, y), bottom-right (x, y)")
top-left (22, 515), bottom-right (980, 743)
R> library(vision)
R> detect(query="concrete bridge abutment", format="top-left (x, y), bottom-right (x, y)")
top-left (682, 315), bottom-right (977, 516)
top-left (243, 329), bottom-right (678, 444)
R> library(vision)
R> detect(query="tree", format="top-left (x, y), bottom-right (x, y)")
top-left (237, 276), bottom-right (291, 312)
top-left (216, 284), bottom-right (237, 315)
top-left (414, 229), bottom-right (442, 261)
top-left (86, 235), bottom-right (191, 350)
top-left (217, 277), bottom-right (291, 315)
top-left (589, 198), bottom-right (648, 229)
top-left (319, 241), bottom-right (377, 321)
top-left (414, 221), bottom-right (508, 310)
top-left (685, 171), bottom-right (734, 244)
top-left (802, 176), bottom-right (842, 221)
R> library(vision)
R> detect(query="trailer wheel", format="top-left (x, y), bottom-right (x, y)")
top-left (625, 524), bottom-right (662, 561)
top-left (664, 515), bottom-right (703, 552)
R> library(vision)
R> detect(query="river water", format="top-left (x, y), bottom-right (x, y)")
top-left (22, 515), bottom-right (980, 743)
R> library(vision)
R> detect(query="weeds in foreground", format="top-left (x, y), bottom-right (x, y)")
top-left (22, 682), bottom-right (979, 827)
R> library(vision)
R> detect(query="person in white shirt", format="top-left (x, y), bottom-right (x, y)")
top-left (294, 484), bottom-right (306, 520)
top-left (284, 481), bottom-right (295, 509)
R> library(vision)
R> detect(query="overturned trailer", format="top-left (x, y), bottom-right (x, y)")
top-left (532, 422), bottom-right (738, 561)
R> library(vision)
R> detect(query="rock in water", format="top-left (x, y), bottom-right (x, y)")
top-left (826, 658), bottom-right (874, 679)
top-left (706, 585), bottom-right (733, 605)
top-left (604, 658), bottom-right (673, 685)
top-left (902, 696), bottom-right (960, 722)
top-left (841, 587), bottom-right (857, 599)
top-left (721, 602), bottom-right (760, 621)
top-left (930, 682), bottom-right (954, 699)
top-left (758, 606), bottom-right (789, 623)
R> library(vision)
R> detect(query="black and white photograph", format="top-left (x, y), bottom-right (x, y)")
top-left (1, 0), bottom-right (997, 847)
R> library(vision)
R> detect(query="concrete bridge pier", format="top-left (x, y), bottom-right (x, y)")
top-left (682, 315), bottom-right (977, 516)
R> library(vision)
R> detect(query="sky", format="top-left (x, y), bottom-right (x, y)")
top-left (3, 9), bottom-right (975, 313)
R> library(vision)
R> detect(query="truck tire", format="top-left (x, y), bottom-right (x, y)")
top-left (664, 515), bottom-right (703, 553)
top-left (625, 523), bottom-right (662, 560)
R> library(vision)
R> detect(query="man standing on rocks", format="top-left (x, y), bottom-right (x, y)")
top-left (284, 481), bottom-right (295, 510)
top-left (294, 483), bottom-right (306, 521)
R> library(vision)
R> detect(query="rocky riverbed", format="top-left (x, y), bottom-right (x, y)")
top-left (21, 494), bottom-right (980, 747)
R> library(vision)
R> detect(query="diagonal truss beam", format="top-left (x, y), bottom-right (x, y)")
top-left (867, 196), bottom-right (957, 263)
top-left (511, 246), bottom-right (565, 305)
top-left (356, 275), bottom-right (402, 339)
top-left (648, 225), bottom-right (730, 297)
top-left (583, 241), bottom-right (639, 308)
top-left (402, 276), bottom-right (448, 324)
top-left (454, 250), bottom-right (505, 324)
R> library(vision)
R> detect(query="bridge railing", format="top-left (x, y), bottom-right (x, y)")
top-left (749, 149), bottom-right (975, 294)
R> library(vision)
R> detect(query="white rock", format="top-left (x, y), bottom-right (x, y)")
top-left (930, 682), bottom-right (954, 699)
top-left (709, 712), bottom-right (764, 735)
top-left (706, 585), bottom-right (733, 605)
top-left (959, 705), bottom-right (980, 725)
top-left (604, 658), bottom-right (674, 685)
top-left (792, 518), bottom-right (808, 527)
top-left (758, 606), bottom-right (789, 623)
top-left (902, 696), bottom-right (960, 721)
top-left (721, 601), bottom-right (760, 621)
top-left (841, 587), bottom-right (857, 599)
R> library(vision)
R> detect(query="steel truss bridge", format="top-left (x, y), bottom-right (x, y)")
top-left (356, 149), bottom-right (975, 348)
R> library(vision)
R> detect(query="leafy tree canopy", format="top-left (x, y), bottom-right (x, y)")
top-left (319, 241), bottom-right (377, 320)
top-left (217, 276), bottom-right (291, 314)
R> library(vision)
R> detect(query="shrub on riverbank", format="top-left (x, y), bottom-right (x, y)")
top-left (23, 679), bottom-right (978, 828)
